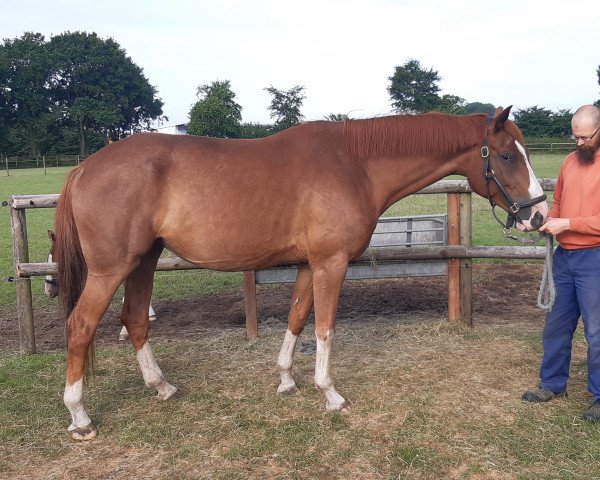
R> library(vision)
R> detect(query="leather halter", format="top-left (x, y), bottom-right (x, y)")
top-left (481, 119), bottom-right (547, 229)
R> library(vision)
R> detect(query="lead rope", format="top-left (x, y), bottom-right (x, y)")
top-left (502, 229), bottom-right (555, 311)
top-left (536, 234), bottom-right (555, 311)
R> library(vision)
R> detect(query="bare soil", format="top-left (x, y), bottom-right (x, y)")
top-left (0, 263), bottom-right (546, 353)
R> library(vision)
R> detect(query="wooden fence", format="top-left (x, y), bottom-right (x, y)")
top-left (8, 179), bottom-right (557, 354)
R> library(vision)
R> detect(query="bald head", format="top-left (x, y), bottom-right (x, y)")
top-left (572, 104), bottom-right (600, 163)
top-left (572, 104), bottom-right (600, 130)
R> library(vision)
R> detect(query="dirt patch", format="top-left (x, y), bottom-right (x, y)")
top-left (0, 263), bottom-right (546, 352)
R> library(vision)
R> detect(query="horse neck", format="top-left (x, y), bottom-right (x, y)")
top-left (364, 152), bottom-right (463, 214)
top-left (342, 114), bottom-right (485, 214)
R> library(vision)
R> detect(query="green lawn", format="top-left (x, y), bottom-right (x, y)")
top-left (0, 152), bottom-right (565, 311)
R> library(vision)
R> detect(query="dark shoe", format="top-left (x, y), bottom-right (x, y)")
top-left (582, 400), bottom-right (600, 422)
top-left (522, 387), bottom-right (567, 403)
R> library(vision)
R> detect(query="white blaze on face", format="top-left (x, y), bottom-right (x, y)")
top-left (514, 141), bottom-right (549, 230)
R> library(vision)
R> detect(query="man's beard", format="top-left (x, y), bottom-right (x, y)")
top-left (576, 144), bottom-right (597, 164)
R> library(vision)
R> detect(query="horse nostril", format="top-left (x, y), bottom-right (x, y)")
top-left (531, 211), bottom-right (544, 230)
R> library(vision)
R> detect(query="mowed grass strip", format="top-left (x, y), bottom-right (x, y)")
top-left (1, 318), bottom-right (599, 479)
top-left (0, 153), bottom-right (565, 311)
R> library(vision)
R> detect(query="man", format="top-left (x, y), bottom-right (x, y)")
top-left (522, 104), bottom-right (600, 422)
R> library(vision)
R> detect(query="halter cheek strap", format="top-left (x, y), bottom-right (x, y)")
top-left (481, 122), bottom-right (547, 229)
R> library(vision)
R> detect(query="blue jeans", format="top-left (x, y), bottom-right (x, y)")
top-left (539, 246), bottom-right (600, 400)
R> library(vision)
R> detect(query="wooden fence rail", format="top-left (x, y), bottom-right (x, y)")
top-left (8, 179), bottom-right (557, 354)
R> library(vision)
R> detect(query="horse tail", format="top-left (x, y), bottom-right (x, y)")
top-left (55, 165), bottom-right (95, 383)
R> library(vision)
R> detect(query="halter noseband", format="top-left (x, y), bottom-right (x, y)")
top-left (481, 118), bottom-right (547, 229)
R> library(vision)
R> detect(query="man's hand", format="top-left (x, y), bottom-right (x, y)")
top-left (539, 217), bottom-right (570, 236)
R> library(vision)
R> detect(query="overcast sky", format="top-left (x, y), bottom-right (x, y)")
top-left (2, 0), bottom-right (598, 127)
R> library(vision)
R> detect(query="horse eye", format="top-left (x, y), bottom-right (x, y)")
top-left (499, 153), bottom-right (512, 162)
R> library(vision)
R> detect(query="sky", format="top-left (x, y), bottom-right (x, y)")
top-left (1, 0), bottom-right (598, 127)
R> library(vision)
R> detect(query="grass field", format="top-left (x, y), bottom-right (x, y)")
top-left (1, 319), bottom-right (599, 479)
top-left (0, 153), bottom-right (564, 312)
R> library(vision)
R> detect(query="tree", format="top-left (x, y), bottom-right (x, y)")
top-left (264, 85), bottom-right (305, 132)
top-left (513, 106), bottom-right (573, 138)
top-left (388, 59), bottom-right (442, 113)
top-left (0, 32), bottom-right (55, 156)
top-left (435, 94), bottom-right (466, 115)
top-left (463, 102), bottom-right (496, 115)
top-left (48, 31), bottom-right (164, 156)
top-left (188, 80), bottom-right (242, 138)
top-left (239, 122), bottom-right (272, 138)
top-left (324, 113), bottom-right (349, 121)
top-left (550, 108), bottom-right (572, 138)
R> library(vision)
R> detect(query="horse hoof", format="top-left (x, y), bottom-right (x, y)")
top-left (118, 333), bottom-right (129, 341)
top-left (149, 315), bottom-right (156, 322)
top-left (158, 385), bottom-right (181, 401)
top-left (278, 386), bottom-right (299, 396)
top-left (69, 423), bottom-right (98, 441)
top-left (327, 401), bottom-right (351, 413)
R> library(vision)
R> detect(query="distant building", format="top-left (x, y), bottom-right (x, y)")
top-left (154, 124), bottom-right (188, 135)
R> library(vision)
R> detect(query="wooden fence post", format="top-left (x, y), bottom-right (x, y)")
top-left (244, 271), bottom-right (258, 338)
top-left (9, 198), bottom-right (36, 353)
top-left (447, 193), bottom-right (461, 322)
top-left (447, 192), bottom-right (473, 325)
top-left (459, 193), bottom-right (473, 326)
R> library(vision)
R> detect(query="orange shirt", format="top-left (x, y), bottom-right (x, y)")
top-left (549, 150), bottom-right (600, 249)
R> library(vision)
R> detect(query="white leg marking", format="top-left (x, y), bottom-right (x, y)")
top-left (118, 325), bottom-right (129, 341)
top-left (277, 329), bottom-right (299, 393)
top-left (315, 331), bottom-right (348, 411)
top-left (148, 303), bottom-right (156, 321)
top-left (64, 378), bottom-right (92, 431)
top-left (136, 342), bottom-right (177, 400)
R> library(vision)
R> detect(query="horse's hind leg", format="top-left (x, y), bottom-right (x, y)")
top-left (121, 243), bottom-right (177, 401)
top-left (64, 274), bottom-right (124, 440)
top-left (118, 300), bottom-right (157, 341)
top-left (277, 263), bottom-right (314, 395)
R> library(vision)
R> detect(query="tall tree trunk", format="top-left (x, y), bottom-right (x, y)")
top-left (78, 118), bottom-right (86, 158)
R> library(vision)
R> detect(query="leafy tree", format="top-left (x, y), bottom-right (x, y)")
top-left (48, 32), bottom-right (164, 156)
top-left (463, 102), bottom-right (496, 115)
top-left (324, 113), bottom-right (349, 121)
top-left (188, 80), bottom-right (242, 138)
top-left (239, 122), bottom-right (272, 138)
top-left (0, 32), bottom-right (55, 156)
top-left (388, 59), bottom-right (442, 113)
top-left (513, 106), bottom-right (554, 137)
top-left (550, 108), bottom-right (572, 137)
top-left (264, 85), bottom-right (305, 132)
top-left (435, 94), bottom-right (466, 115)
top-left (513, 106), bottom-right (572, 138)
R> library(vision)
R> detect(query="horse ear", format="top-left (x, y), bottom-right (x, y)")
top-left (48, 230), bottom-right (56, 243)
top-left (492, 106), bottom-right (512, 132)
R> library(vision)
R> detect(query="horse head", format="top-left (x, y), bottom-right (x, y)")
top-left (466, 106), bottom-right (549, 232)
top-left (45, 230), bottom-right (59, 298)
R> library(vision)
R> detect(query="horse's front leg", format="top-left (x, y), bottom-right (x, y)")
top-left (277, 263), bottom-right (314, 395)
top-left (311, 255), bottom-right (350, 412)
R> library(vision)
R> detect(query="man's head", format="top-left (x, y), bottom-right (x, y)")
top-left (572, 104), bottom-right (600, 164)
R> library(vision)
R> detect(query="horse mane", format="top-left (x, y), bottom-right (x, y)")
top-left (342, 113), bottom-right (488, 159)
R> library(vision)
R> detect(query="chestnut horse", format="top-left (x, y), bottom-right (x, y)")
top-left (53, 107), bottom-right (548, 440)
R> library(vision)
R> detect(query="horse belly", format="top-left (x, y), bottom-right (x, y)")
top-left (160, 217), bottom-right (304, 272)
